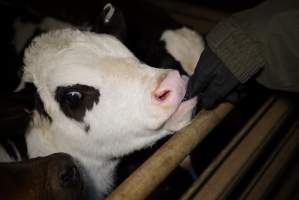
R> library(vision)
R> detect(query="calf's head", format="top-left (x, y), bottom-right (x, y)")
top-left (0, 153), bottom-right (83, 200)
top-left (22, 29), bottom-right (196, 158)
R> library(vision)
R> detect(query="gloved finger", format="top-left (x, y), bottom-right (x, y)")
top-left (200, 74), bottom-right (239, 109)
top-left (200, 95), bottom-right (218, 110)
top-left (185, 64), bottom-right (214, 99)
top-left (199, 80), bottom-right (224, 110)
top-left (185, 47), bottom-right (222, 99)
top-left (224, 92), bottom-right (239, 104)
top-left (225, 84), bottom-right (248, 104)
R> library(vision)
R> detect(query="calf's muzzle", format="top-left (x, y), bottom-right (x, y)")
top-left (152, 70), bottom-right (187, 108)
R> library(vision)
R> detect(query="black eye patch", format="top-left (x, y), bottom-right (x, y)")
top-left (55, 84), bottom-right (100, 122)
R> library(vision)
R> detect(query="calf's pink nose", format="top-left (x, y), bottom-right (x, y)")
top-left (152, 70), bottom-right (187, 107)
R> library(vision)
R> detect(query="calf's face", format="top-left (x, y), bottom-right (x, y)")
top-left (23, 29), bottom-right (196, 158)
top-left (0, 153), bottom-right (83, 200)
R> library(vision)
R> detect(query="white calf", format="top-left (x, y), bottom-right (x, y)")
top-left (15, 29), bottom-right (197, 199)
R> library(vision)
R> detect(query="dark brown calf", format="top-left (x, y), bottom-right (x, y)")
top-left (0, 153), bottom-right (84, 200)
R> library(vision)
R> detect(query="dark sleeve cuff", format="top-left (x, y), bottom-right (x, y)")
top-left (206, 18), bottom-right (265, 83)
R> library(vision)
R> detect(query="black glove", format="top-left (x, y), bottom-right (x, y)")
top-left (185, 46), bottom-right (246, 110)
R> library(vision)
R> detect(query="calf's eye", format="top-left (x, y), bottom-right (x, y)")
top-left (55, 84), bottom-right (100, 122)
top-left (64, 91), bottom-right (82, 108)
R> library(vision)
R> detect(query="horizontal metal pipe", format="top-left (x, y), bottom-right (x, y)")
top-left (106, 103), bottom-right (234, 200)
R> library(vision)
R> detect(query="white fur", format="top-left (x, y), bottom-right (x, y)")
top-left (9, 29), bottom-right (197, 199)
top-left (161, 27), bottom-right (205, 75)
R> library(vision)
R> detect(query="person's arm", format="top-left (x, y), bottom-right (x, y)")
top-left (186, 0), bottom-right (299, 109)
top-left (208, 0), bottom-right (299, 91)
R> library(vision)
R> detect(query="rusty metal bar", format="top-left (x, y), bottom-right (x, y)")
top-left (190, 96), bottom-right (296, 200)
top-left (106, 103), bottom-right (234, 200)
top-left (181, 95), bottom-right (277, 200)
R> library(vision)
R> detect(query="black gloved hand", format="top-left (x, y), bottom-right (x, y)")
top-left (185, 46), bottom-right (246, 110)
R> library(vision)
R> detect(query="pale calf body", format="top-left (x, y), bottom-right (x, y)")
top-left (0, 2), bottom-right (203, 198)
top-left (7, 29), bottom-right (197, 199)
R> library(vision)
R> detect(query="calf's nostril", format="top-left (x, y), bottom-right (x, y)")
top-left (153, 70), bottom-right (186, 105)
top-left (60, 165), bottom-right (80, 187)
top-left (154, 90), bottom-right (171, 102)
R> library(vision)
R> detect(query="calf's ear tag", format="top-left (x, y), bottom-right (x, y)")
top-left (103, 3), bottom-right (115, 23)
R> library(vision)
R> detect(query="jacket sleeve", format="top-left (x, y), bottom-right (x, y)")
top-left (206, 0), bottom-right (299, 92)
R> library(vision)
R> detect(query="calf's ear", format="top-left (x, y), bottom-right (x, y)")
top-left (97, 3), bottom-right (127, 43)
top-left (0, 83), bottom-right (36, 138)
